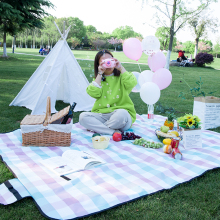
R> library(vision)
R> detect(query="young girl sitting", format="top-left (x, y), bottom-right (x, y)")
top-left (79, 50), bottom-right (137, 135)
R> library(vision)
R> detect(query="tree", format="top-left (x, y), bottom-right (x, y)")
top-left (112, 26), bottom-right (143, 40)
top-left (136, 36), bottom-right (143, 42)
top-left (201, 39), bottom-right (213, 48)
top-left (42, 16), bottom-right (59, 48)
top-left (140, 0), bottom-right (217, 69)
top-left (182, 41), bottom-right (195, 54)
top-left (198, 41), bottom-right (211, 52)
top-left (155, 26), bottom-right (177, 50)
top-left (213, 37), bottom-right (220, 58)
top-left (107, 37), bottom-right (123, 51)
top-left (86, 25), bottom-right (97, 33)
top-left (91, 38), bottom-right (106, 50)
top-left (175, 41), bottom-right (183, 51)
top-left (188, 14), bottom-right (218, 57)
top-left (56, 17), bottom-right (86, 43)
top-left (71, 37), bottom-right (80, 49)
top-left (0, 0), bottom-right (53, 57)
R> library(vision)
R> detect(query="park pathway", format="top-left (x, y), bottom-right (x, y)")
top-left (5, 51), bottom-right (148, 66)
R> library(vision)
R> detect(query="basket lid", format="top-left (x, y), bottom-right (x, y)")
top-left (49, 106), bottom-right (70, 124)
top-left (20, 115), bottom-right (45, 125)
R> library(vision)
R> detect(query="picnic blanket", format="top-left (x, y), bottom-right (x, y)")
top-left (1, 114), bottom-right (220, 220)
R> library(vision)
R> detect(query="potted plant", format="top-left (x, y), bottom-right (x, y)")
top-left (177, 114), bottom-right (201, 130)
top-left (177, 114), bottom-right (202, 149)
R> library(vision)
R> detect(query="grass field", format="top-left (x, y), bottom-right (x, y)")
top-left (1, 47), bottom-right (220, 69)
top-left (0, 51), bottom-right (220, 219)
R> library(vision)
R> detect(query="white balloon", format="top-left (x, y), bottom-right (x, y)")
top-left (140, 82), bottom-right (160, 105)
top-left (138, 70), bottom-right (154, 87)
top-left (142, 36), bottom-right (160, 55)
top-left (132, 72), bottom-right (141, 93)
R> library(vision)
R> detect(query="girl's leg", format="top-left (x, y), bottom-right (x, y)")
top-left (79, 112), bottom-right (115, 135)
top-left (104, 109), bottom-right (132, 131)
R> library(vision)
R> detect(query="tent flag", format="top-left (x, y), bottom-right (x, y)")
top-left (10, 22), bottom-right (95, 115)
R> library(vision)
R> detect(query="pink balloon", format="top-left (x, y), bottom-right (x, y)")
top-left (123, 38), bottom-right (142, 61)
top-left (148, 51), bottom-right (166, 72)
top-left (152, 68), bottom-right (172, 90)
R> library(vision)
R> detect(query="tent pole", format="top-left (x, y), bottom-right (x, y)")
top-left (54, 21), bottom-right (63, 38)
top-left (63, 21), bottom-right (65, 37)
top-left (64, 26), bottom-right (71, 40)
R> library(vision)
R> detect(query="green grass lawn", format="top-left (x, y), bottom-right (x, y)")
top-left (1, 47), bottom-right (220, 69)
top-left (0, 52), bottom-right (220, 219)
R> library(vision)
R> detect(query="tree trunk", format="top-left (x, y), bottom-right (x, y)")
top-left (194, 38), bottom-right (199, 58)
top-left (12, 36), bottom-right (15, 53)
top-left (165, 0), bottom-right (177, 70)
top-left (21, 35), bottom-right (23, 48)
top-left (40, 36), bottom-right (43, 48)
top-left (3, 31), bottom-right (7, 57)
top-left (33, 32), bottom-right (35, 49)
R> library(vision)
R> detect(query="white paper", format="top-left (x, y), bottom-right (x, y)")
top-left (183, 129), bottom-right (202, 149)
top-left (204, 103), bottom-right (220, 129)
top-left (193, 101), bottom-right (205, 128)
top-left (193, 101), bottom-right (220, 130)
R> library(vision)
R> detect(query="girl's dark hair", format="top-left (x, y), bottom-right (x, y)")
top-left (94, 50), bottom-right (121, 81)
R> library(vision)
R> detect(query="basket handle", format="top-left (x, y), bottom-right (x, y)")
top-left (43, 96), bottom-right (51, 126)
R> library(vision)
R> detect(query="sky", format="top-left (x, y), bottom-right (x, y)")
top-left (46, 0), bottom-right (220, 44)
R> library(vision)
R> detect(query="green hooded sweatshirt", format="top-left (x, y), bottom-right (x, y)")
top-left (86, 71), bottom-right (137, 124)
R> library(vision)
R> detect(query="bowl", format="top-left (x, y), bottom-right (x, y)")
top-left (155, 127), bottom-right (182, 143)
top-left (92, 136), bottom-right (110, 149)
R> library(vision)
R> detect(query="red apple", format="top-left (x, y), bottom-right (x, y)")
top-left (113, 132), bottom-right (122, 142)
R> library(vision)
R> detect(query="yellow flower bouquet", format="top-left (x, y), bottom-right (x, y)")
top-left (177, 114), bottom-right (201, 129)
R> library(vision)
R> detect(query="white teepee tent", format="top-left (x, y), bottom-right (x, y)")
top-left (10, 22), bottom-right (95, 115)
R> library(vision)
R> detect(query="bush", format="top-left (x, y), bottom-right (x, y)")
top-left (195, 52), bottom-right (214, 67)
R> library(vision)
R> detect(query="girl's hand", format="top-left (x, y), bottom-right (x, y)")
top-left (112, 58), bottom-right (122, 70)
top-left (98, 61), bottom-right (106, 75)
top-left (112, 58), bottom-right (126, 73)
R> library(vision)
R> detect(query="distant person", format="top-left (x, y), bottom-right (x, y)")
top-left (177, 50), bottom-right (187, 61)
top-left (39, 48), bottom-right (43, 54)
top-left (47, 48), bottom-right (51, 55)
top-left (177, 55), bottom-right (182, 62)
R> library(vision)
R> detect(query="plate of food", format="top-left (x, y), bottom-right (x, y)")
top-left (155, 126), bottom-right (182, 143)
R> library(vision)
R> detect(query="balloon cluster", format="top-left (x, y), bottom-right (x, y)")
top-left (123, 36), bottom-right (172, 105)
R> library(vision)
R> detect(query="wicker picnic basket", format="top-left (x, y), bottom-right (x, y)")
top-left (20, 97), bottom-right (72, 146)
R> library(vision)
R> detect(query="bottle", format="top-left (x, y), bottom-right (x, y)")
top-left (61, 102), bottom-right (77, 124)
top-left (171, 147), bottom-right (182, 160)
top-left (148, 104), bottom-right (154, 119)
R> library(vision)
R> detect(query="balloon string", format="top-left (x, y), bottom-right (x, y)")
top-left (137, 61), bottom-right (142, 72)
